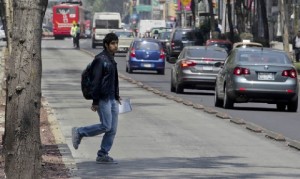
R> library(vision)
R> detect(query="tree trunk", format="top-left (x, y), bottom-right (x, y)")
top-left (227, 0), bottom-right (234, 43)
top-left (235, 0), bottom-right (245, 33)
top-left (279, 0), bottom-right (290, 53)
top-left (207, 0), bottom-right (215, 36)
top-left (3, 0), bottom-right (48, 178)
top-left (260, 0), bottom-right (270, 47)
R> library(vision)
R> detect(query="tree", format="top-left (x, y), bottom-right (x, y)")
top-left (259, 0), bottom-right (270, 47)
top-left (279, 0), bottom-right (289, 53)
top-left (1, 0), bottom-right (48, 178)
top-left (235, 0), bottom-right (251, 33)
top-left (227, 0), bottom-right (234, 43)
top-left (207, 0), bottom-right (216, 36)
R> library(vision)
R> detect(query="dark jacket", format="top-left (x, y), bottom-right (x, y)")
top-left (91, 50), bottom-right (119, 105)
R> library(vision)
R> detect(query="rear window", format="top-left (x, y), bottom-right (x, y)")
top-left (174, 30), bottom-right (195, 41)
top-left (187, 49), bottom-right (227, 59)
top-left (95, 20), bottom-right (119, 29)
top-left (208, 42), bottom-right (232, 52)
top-left (238, 52), bottom-right (291, 64)
top-left (134, 41), bottom-right (160, 51)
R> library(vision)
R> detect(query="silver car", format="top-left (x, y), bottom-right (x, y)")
top-left (215, 47), bottom-right (299, 112)
top-left (169, 46), bottom-right (228, 93)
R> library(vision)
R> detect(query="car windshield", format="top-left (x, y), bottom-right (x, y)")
top-left (115, 31), bottom-right (133, 37)
top-left (187, 49), bottom-right (227, 59)
top-left (238, 52), bottom-right (291, 64)
top-left (135, 41), bottom-right (160, 50)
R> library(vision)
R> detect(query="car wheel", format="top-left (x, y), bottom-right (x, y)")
top-left (276, 103), bottom-right (286, 111)
top-left (223, 85), bottom-right (233, 109)
top-left (170, 76), bottom-right (175, 92)
top-left (157, 69), bottom-right (165, 75)
top-left (176, 83), bottom-right (184, 94)
top-left (287, 97), bottom-right (298, 112)
top-left (128, 65), bottom-right (133, 73)
top-left (214, 86), bottom-right (223, 107)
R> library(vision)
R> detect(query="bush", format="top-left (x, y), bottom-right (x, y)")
top-left (293, 62), bottom-right (300, 73)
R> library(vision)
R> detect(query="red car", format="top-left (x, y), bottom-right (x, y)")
top-left (205, 39), bottom-right (232, 54)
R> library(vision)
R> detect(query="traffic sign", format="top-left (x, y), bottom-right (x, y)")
top-left (181, 0), bottom-right (191, 6)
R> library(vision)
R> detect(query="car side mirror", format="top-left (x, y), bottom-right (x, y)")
top-left (168, 57), bottom-right (177, 64)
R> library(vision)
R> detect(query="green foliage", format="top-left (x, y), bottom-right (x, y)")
top-left (294, 62), bottom-right (300, 73)
top-left (83, 0), bottom-right (126, 14)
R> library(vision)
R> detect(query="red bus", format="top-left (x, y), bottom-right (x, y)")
top-left (52, 0), bottom-right (90, 39)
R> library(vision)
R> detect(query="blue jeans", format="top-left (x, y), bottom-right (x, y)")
top-left (78, 97), bottom-right (119, 156)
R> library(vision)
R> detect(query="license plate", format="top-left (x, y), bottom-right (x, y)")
top-left (143, 63), bottom-right (152, 68)
top-left (203, 66), bottom-right (213, 71)
top-left (258, 72), bottom-right (274, 80)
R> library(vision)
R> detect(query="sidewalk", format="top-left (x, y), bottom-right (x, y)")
top-left (41, 47), bottom-right (300, 179)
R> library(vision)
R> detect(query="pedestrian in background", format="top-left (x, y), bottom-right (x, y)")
top-left (72, 33), bottom-right (121, 164)
top-left (70, 22), bottom-right (77, 47)
top-left (75, 23), bottom-right (80, 49)
top-left (292, 31), bottom-right (300, 62)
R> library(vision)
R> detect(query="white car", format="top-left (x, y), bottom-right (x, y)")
top-left (0, 26), bottom-right (6, 40)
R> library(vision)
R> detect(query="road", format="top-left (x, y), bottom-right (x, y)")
top-left (41, 38), bottom-right (300, 178)
top-left (75, 38), bottom-right (300, 143)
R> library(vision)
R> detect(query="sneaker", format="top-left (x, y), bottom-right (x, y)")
top-left (71, 127), bottom-right (82, 150)
top-left (96, 155), bottom-right (118, 164)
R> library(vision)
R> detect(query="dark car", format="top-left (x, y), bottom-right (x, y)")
top-left (157, 31), bottom-right (172, 56)
top-left (214, 47), bottom-right (299, 112)
top-left (169, 46), bottom-right (228, 93)
top-left (126, 38), bottom-right (166, 74)
top-left (168, 28), bottom-right (204, 60)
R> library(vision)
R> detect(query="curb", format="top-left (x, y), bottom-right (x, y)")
top-left (42, 99), bottom-right (79, 178)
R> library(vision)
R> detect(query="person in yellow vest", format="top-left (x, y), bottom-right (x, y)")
top-left (75, 23), bottom-right (81, 49)
top-left (70, 22), bottom-right (77, 47)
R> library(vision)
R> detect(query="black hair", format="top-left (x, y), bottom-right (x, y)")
top-left (103, 33), bottom-right (118, 49)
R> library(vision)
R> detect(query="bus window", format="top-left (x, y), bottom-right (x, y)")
top-left (55, 7), bottom-right (75, 14)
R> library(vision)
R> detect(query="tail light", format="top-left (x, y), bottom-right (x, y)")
top-left (282, 69), bottom-right (297, 78)
top-left (233, 67), bottom-right (250, 75)
top-left (171, 41), bottom-right (175, 49)
top-left (180, 60), bottom-right (196, 68)
top-left (130, 48), bottom-right (136, 57)
top-left (160, 49), bottom-right (165, 59)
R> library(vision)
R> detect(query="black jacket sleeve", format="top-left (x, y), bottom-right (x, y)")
top-left (91, 58), bottom-right (104, 105)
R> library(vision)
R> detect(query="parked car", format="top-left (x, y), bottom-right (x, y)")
top-left (169, 46), bottom-right (228, 93)
top-left (0, 25), bottom-right (6, 41)
top-left (214, 47), bottom-right (299, 112)
top-left (205, 39), bottom-right (232, 54)
top-left (168, 27), bottom-right (204, 60)
top-left (114, 30), bottom-right (135, 53)
top-left (126, 38), bottom-right (166, 74)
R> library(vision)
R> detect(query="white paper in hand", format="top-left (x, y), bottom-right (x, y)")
top-left (119, 98), bottom-right (132, 114)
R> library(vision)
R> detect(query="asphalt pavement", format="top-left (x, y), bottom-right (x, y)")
top-left (40, 44), bottom-right (300, 179)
